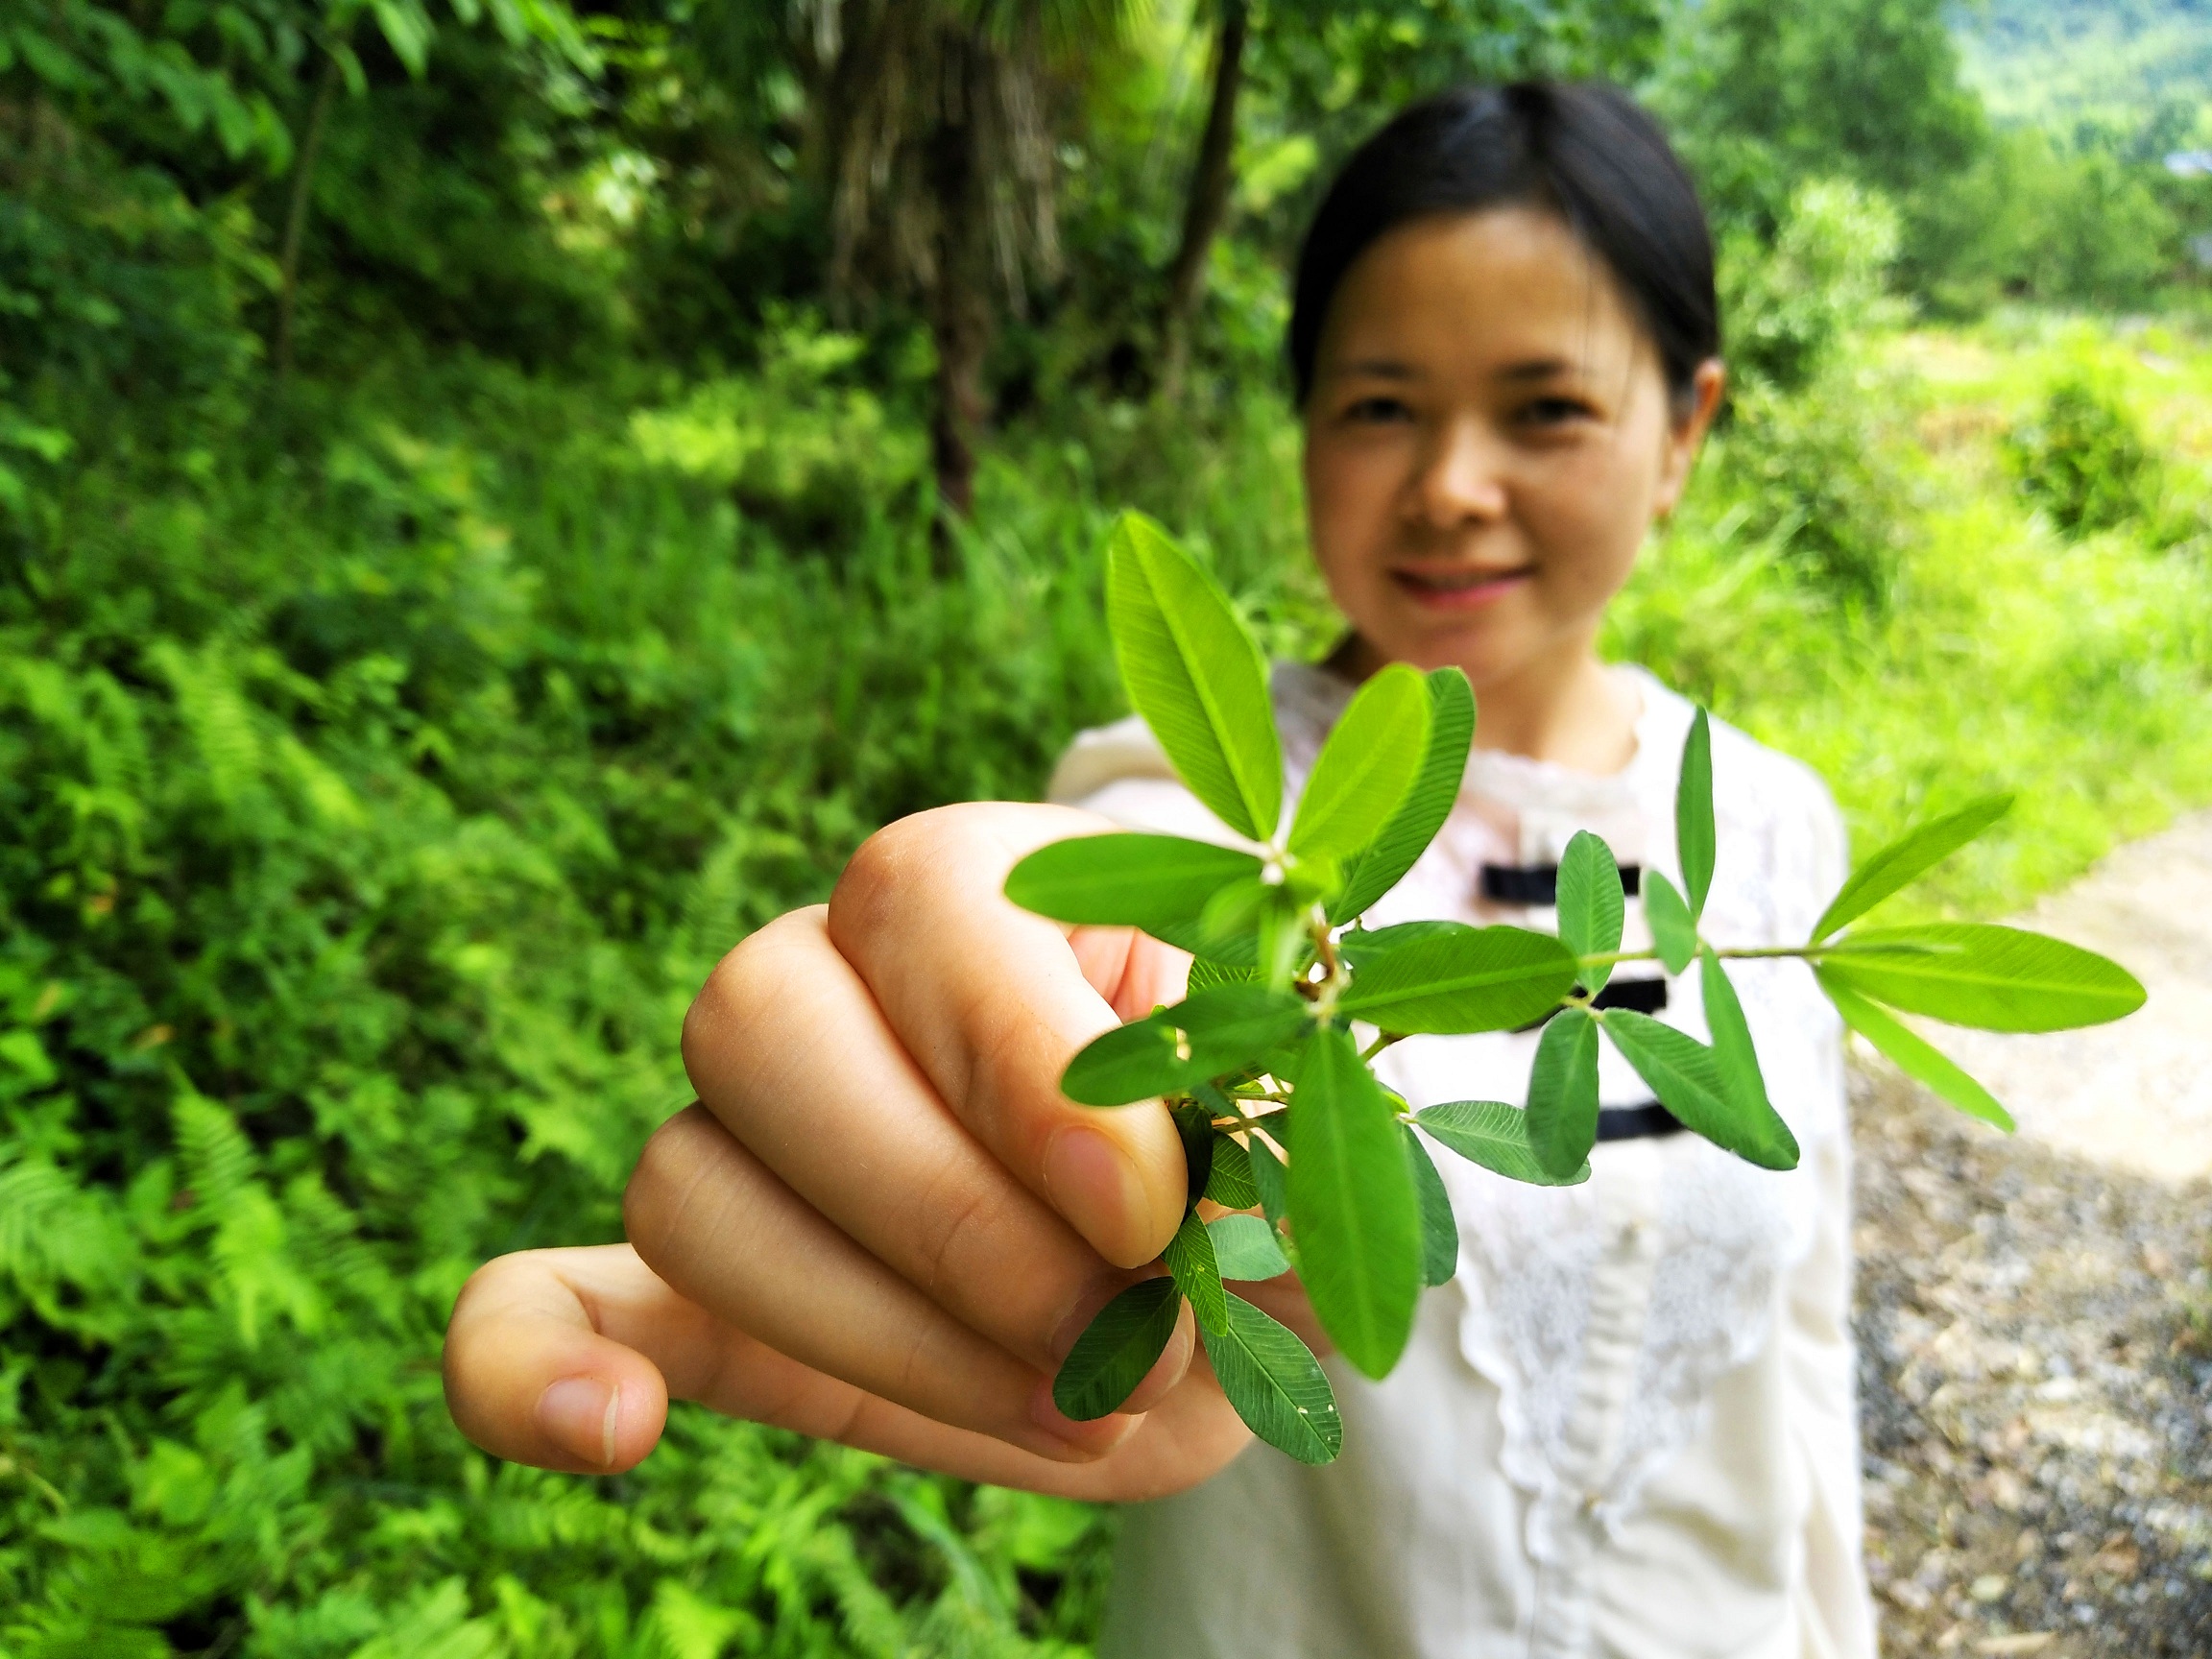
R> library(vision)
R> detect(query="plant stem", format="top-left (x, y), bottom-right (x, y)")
top-left (1715, 943), bottom-right (1883, 960)
top-left (275, 52), bottom-right (339, 384)
top-left (1307, 902), bottom-right (1349, 1021)
top-left (1572, 948), bottom-right (1660, 972)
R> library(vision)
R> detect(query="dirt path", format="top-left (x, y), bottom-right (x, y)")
top-left (1851, 811), bottom-right (2212, 1656)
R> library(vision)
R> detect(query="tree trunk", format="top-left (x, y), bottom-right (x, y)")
top-left (274, 53), bottom-right (339, 384)
top-left (1159, 0), bottom-right (1248, 401)
top-left (926, 40), bottom-right (994, 545)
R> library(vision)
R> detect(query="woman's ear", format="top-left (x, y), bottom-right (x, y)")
top-left (1653, 358), bottom-right (1727, 518)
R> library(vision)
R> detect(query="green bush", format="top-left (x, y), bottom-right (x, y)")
top-left (1707, 184), bottom-right (1920, 608)
top-left (629, 311), bottom-right (929, 560)
top-left (2005, 373), bottom-right (2158, 537)
top-left (1720, 180), bottom-right (1902, 396)
top-left (0, 368), bottom-right (1136, 1657)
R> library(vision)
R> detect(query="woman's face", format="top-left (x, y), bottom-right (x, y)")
top-left (1302, 206), bottom-right (1720, 690)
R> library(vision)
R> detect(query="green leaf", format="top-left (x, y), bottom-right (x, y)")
top-left (1283, 852), bottom-right (1345, 908)
top-left (1698, 948), bottom-right (1786, 1152)
top-left (1336, 923), bottom-right (1577, 1035)
top-left (1164, 1210), bottom-right (1228, 1334)
top-left (1402, 1123), bottom-right (1458, 1286)
top-left (1336, 919), bottom-right (1462, 960)
top-left (1677, 708), bottom-right (1716, 920)
top-left (1194, 875), bottom-right (1266, 948)
top-left (1817, 971), bottom-right (2016, 1131)
top-left (1811, 794), bottom-right (2013, 943)
top-left (1106, 512), bottom-right (1283, 842)
top-left (1289, 663), bottom-right (1430, 860)
top-left (1286, 1027), bottom-right (1422, 1380)
top-left (1004, 834), bottom-right (1262, 935)
top-left (1557, 830), bottom-right (1625, 995)
top-left (1188, 956), bottom-right (1260, 993)
top-left (1598, 1009), bottom-right (1799, 1169)
top-left (1524, 1006), bottom-right (1601, 1180)
top-left (1331, 667), bottom-right (1476, 924)
top-left (1644, 869), bottom-right (1698, 975)
top-left (1208, 1213), bottom-right (1291, 1280)
top-left (1204, 1134), bottom-right (1260, 1208)
top-left (1816, 923), bottom-right (2146, 1032)
top-left (1059, 985), bottom-right (1312, 1106)
top-left (1052, 1278), bottom-right (1183, 1421)
top-left (1061, 1017), bottom-right (1189, 1106)
top-left (1201, 1293), bottom-right (1342, 1465)
top-left (1253, 894), bottom-right (1308, 992)
top-left (1174, 984), bottom-right (1315, 1068)
top-left (1248, 1127), bottom-right (1289, 1230)
top-left (1414, 1099), bottom-right (1590, 1186)
top-left (1172, 1102), bottom-right (1214, 1215)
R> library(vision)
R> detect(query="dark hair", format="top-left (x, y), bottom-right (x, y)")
top-left (1287, 83), bottom-right (1719, 410)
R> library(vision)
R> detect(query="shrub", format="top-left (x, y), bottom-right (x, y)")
top-left (0, 370), bottom-right (1129, 1657)
top-left (1720, 180), bottom-right (1903, 396)
top-left (2005, 373), bottom-right (2157, 538)
top-left (1707, 369), bottom-right (1922, 608)
top-left (1700, 182), bottom-right (1919, 609)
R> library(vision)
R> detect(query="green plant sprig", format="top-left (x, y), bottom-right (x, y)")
top-left (1010, 512), bottom-right (2146, 1466)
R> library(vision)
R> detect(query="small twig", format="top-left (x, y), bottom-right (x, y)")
top-left (1358, 1031), bottom-right (1407, 1062)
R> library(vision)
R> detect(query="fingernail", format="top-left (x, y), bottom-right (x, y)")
top-left (1043, 1125), bottom-right (1145, 1262)
top-left (1028, 1374), bottom-right (1140, 1457)
top-left (538, 1377), bottom-right (620, 1468)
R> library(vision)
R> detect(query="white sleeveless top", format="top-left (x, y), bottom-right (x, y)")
top-left (1050, 662), bottom-right (1878, 1659)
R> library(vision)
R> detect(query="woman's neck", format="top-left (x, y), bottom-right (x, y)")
top-left (1329, 635), bottom-right (1639, 775)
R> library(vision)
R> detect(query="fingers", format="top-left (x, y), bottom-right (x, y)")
top-left (819, 803), bottom-right (1190, 1268)
top-left (445, 1244), bottom-right (1253, 1499)
top-left (623, 1104), bottom-right (1193, 1462)
top-left (675, 906), bottom-right (1145, 1372)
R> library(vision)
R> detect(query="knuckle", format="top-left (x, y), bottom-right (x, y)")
top-left (444, 1252), bottom-right (513, 1334)
top-left (623, 1105), bottom-right (718, 1263)
top-left (831, 813), bottom-right (936, 931)
top-left (681, 911), bottom-right (818, 1083)
top-left (830, 803), bottom-right (1011, 941)
top-left (914, 1177), bottom-right (998, 1294)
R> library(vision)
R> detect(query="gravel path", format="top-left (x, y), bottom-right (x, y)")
top-left (1850, 812), bottom-right (2212, 1656)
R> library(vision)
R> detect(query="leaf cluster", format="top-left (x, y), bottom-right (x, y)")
top-left (1010, 512), bottom-right (2147, 1465)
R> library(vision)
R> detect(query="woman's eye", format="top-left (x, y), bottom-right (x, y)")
top-left (1342, 397), bottom-right (1413, 424)
top-left (1520, 396), bottom-right (1595, 427)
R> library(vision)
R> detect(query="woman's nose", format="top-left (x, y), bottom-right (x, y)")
top-left (1409, 420), bottom-right (1509, 528)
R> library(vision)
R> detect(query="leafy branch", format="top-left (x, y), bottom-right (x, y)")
top-left (1007, 512), bottom-right (2146, 1465)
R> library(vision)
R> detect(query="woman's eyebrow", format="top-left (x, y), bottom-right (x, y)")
top-left (1334, 357), bottom-right (1423, 381)
top-left (1494, 356), bottom-right (1578, 383)
top-left (1329, 354), bottom-right (1587, 384)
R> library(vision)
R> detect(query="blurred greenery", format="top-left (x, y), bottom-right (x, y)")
top-left (5, 0), bottom-right (2212, 1653)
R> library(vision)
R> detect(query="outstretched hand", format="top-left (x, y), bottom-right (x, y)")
top-left (443, 803), bottom-right (1289, 1499)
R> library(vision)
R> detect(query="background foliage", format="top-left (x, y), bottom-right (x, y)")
top-left (4, 0), bottom-right (2212, 1653)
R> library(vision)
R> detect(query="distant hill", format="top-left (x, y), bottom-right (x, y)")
top-left (1952, 0), bottom-right (2212, 137)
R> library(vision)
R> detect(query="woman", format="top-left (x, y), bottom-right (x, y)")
top-left (444, 83), bottom-right (1878, 1658)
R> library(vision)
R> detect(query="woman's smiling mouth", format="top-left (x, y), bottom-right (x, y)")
top-left (1389, 565), bottom-right (1533, 610)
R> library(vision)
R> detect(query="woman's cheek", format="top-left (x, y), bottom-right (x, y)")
top-left (1531, 466), bottom-right (1649, 612)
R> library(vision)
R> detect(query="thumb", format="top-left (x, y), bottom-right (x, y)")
top-left (444, 1244), bottom-right (685, 1474)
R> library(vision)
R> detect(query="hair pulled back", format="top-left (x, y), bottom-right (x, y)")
top-left (1287, 83), bottom-right (1719, 409)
